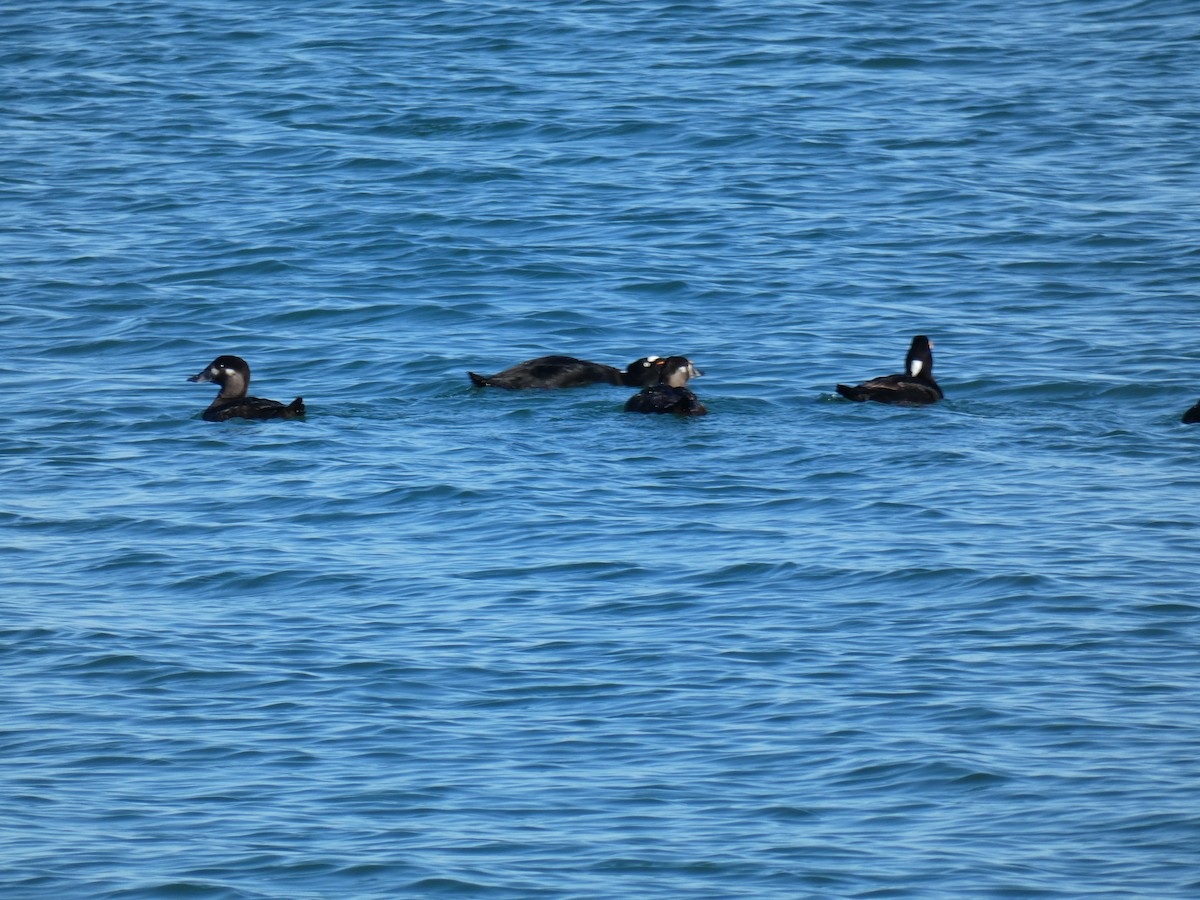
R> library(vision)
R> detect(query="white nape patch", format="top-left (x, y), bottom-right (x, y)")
top-left (644, 356), bottom-right (660, 365)
top-left (909, 359), bottom-right (924, 377)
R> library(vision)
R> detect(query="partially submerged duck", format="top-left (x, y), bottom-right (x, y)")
top-left (469, 355), bottom-right (663, 390)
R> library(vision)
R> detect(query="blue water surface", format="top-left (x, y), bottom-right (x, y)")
top-left (3, 1), bottom-right (1200, 897)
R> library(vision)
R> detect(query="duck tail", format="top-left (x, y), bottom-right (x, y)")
top-left (468, 372), bottom-right (491, 387)
top-left (836, 384), bottom-right (865, 402)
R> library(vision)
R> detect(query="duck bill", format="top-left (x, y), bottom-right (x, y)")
top-left (187, 369), bottom-right (214, 384)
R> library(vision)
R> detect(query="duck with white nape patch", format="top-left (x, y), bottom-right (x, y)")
top-left (624, 356), bottom-right (707, 416)
top-left (836, 335), bottom-right (943, 407)
top-left (187, 355), bottom-right (306, 422)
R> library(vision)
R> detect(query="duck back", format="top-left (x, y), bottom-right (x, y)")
top-left (469, 355), bottom-right (623, 389)
top-left (624, 385), bottom-right (707, 416)
top-left (203, 396), bottom-right (306, 422)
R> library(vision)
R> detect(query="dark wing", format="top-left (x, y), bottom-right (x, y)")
top-left (204, 396), bottom-right (304, 421)
top-left (470, 356), bottom-right (620, 389)
top-left (625, 386), bottom-right (670, 413)
top-left (837, 373), bottom-right (942, 406)
top-left (625, 386), bottom-right (707, 415)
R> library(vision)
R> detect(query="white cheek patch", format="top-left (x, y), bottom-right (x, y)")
top-left (222, 367), bottom-right (237, 376)
top-left (909, 359), bottom-right (924, 377)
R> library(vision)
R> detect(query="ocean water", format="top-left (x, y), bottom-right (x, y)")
top-left (3, 0), bottom-right (1199, 897)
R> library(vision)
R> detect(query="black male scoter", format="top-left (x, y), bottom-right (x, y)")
top-left (836, 335), bottom-right (943, 406)
top-left (188, 355), bottom-right (305, 422)
top-left (469, 355), bottom-right (663, 389)
top-left (624, 356), bottom-right (707, 416)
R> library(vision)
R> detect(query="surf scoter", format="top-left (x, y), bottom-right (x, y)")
top-left (624, 356), bottom-right (707, 416)
top-left (836, 335), bottom-right (943, 406)
top-left (468, 355), bottom-right (662, 390)
top-left (188, 355), bottom-right (305, 422)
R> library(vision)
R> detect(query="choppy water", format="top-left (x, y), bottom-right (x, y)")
top-left (3, 1), bottom-right (1200, 897)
